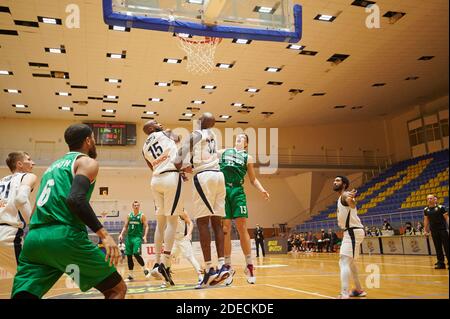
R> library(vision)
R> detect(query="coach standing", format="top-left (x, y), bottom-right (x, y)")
top-left (254, 224), bottom-right (265, 257)
top-left (424, 194), bottom-right (449, 269)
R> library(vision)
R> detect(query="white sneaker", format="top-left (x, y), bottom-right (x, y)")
top-left (225, 268), bottom-right (236, 286)
top-left (244, 264), bottom-right (256, 284)
top-left (160, 282), bottom-right (168, 288)
top-left (150, 263), bottom-right (164, 280)
top-left (349, 289), bottom-right (367, 297)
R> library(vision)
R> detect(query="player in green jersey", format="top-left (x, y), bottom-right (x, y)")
top-left (118, 200), bottom-right (149, 281)
top-left (219, 133), bottom-right (270, 285)
top-left (11, 124), bottom-right (126, 299)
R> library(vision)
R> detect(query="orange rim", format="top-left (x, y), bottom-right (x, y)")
top-left (177, 36), bottom-right (222, 45)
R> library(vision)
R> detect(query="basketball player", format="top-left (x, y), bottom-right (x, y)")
top-left (0, 152), bottom-right (37, 277)
top-left (173, 112), bottom-right (230, 288)
top-left (118, 201), bottom-right (150, 281)
top-left (171, 209), bottom-right (203, 285)
top-left (219, 134), bottom-right (270, 285)
top-left (11, 124), bottom-right (126, 299)
top-left (333, 176), bottom-right (367, 299)
top-left (142, 120), bottom-right (182, 286)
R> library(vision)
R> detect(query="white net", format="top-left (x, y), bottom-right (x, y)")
top-left (177, 36), bottom-right (222, 75)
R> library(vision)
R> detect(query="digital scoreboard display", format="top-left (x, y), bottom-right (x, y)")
top-left (85, 123), bottom-right (136, 145)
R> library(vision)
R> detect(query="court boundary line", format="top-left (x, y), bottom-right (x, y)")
top-left (264, 284), bottom-right (336, 299)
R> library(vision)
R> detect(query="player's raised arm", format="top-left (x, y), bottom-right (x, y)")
top-left (247, 155), bottom-right (270, 200)
top-left (173, 131), bottom-right (202, 170)
top-left (163, 129), bottom-right (181, 143)
top-left (14, 173), bottom-right (38, 224)
top-left (341, 189), bottom-right (357, 209)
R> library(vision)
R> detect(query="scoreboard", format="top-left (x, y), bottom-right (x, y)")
top-left (85, 123), bottom-right (136, 145)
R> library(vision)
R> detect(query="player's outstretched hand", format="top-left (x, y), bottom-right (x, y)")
top-left (262, 190), bottom-right (270, 201)
top-left (143, 236), bottom-right (147, 244)
top-left (103, 234), bottom-right (120, 267)
top-left (347, 189), bottom-right (357, 198)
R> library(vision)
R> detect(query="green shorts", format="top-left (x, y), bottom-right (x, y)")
top-left (225, 185), bottom-right (248, 219)
top-left (125, 236), bottom-right (142, 255)
top-left (12, 224), bottom-right (117, 298)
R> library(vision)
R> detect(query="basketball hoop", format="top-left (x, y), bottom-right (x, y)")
top-left (100, 211), bottom-right (108, 222)
top-left (177, 36), bottom-right (222, 75)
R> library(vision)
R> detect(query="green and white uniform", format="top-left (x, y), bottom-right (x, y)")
top-left (125, 212), bottom-right (144, 255)
top-left (12, 152), bottom-right (117, 298)
top-left (220, 148), bottom-right (249, 219)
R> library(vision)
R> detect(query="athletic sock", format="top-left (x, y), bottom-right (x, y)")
top-left (218, 257), bottom-right (225, 269)
top-left (205, 261), bottom-right (213, 271)
top-left (225, 256), bottom-right (232, 266)
top-left (162, 253), bottom-right (171, 268)
top-left (245, 254), bottom-right (252, 266)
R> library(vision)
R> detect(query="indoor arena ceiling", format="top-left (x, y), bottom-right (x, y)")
top-left (0, 0), bottom-right (448, 127)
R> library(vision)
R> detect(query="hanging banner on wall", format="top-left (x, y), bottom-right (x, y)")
top-left (361, 237), bottom-right (381, 255)
top-left (402, 236), bottom-right (429, 255)
top-left (381, 236), bottom-right (403, 254)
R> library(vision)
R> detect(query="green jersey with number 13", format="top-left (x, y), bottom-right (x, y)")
top-left (30, 152), bottom-right (95, 232)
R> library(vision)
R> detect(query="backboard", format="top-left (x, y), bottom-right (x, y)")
top-left (103, 0), bottom-right (302, 43)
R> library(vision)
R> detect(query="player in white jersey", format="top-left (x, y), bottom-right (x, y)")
top-left (333, 176), bottom-right (367, 299)
top-left (170, 210), bottom-right (203, 285)
top-left (0, 152), bottom-right (37, 277)
top-left (174, 113), bottom-right (229, 289)
top-left (142, 120), bottom-right (182, 285)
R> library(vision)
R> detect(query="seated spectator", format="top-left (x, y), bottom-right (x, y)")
top-left (317, 229), bottom-right (329, 252)
top-left (365, 226), bottom-right (373, 237)
top-left (416, 221), bottom-right (424, 235)
top-left (300, 232), bottom-right (306, 251)
top-left (294, 234), bottom-right (302, 252)
top-left (403, 222), bottom-right (416, 236)
top-left (371, 226), bottom-right (382, 236)
top-left (305, 231), bottom-right (315, 252)
top-left (287, 234), bottom-right (295, 252)
top-left (328, 229), bottom-right (338, 252)
top-left (382, 219), bottom-right (392, 231)
top-left (312, 234), bottom-right (319, 252)
top-left (382, 225), bottom-right (395, 236)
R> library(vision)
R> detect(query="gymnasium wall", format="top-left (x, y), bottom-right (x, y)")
top-left (0, 117), bottom-right (391, 161)
top-left (385, 94), bottom-right (449, 162)
top-left (0, 112), bottom-right (430, 227)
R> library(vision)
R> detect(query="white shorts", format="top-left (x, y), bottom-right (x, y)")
top-left (192, 170), bottom-right (225, 220)
top-left (0, 226), bottom-right (22, 276)
top-left (151, 172), bottom-right (183, 216)
top-left (340, 228), bottom-right (365, 260)
top-left (172, 238), bottom-right (194, 259)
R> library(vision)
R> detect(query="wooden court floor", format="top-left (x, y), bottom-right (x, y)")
top-left (0, 252), bottom-right (448, 299)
